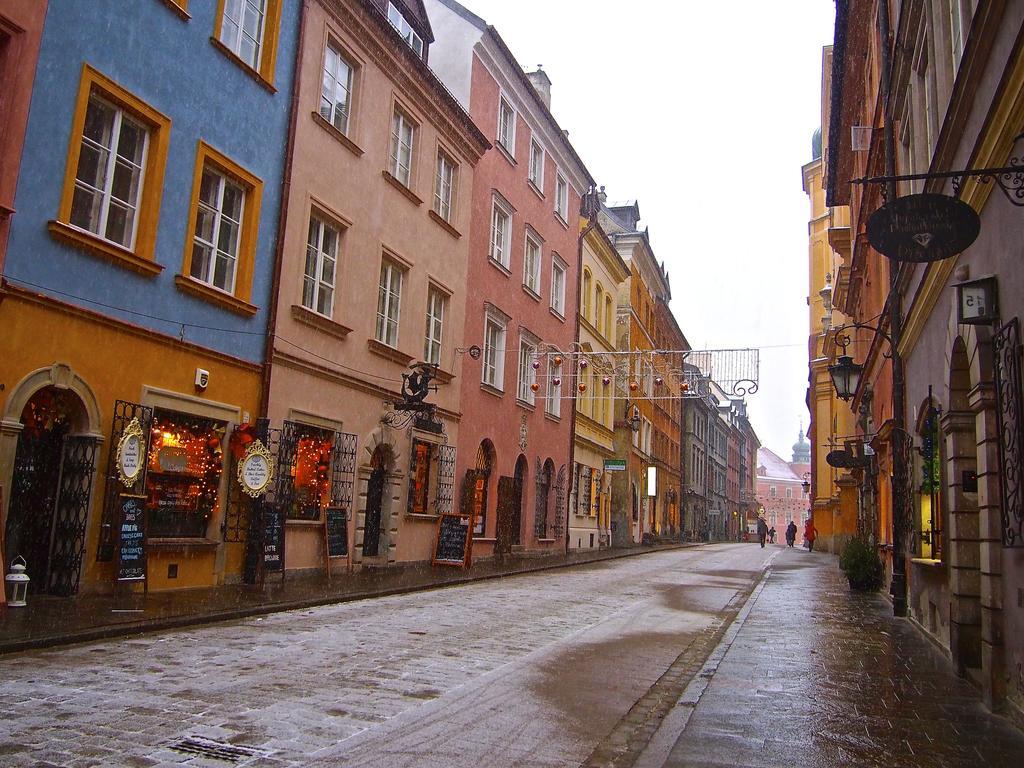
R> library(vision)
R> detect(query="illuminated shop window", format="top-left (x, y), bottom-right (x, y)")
top-left (289, 427), bottom-right (334, 520)
top-left (146, 410), bottom-right (226, 538)
top-left (918, 406), bottom-right (943, 560)
top-left (408, 439), bottom-right (440, 515)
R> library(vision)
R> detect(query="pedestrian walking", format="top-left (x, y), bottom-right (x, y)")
top-left (785, 520), bottom-right (797, 547)
top-left (757, 515), bottom-right (769, 548)
top-left (804, 517), bottom-right (819, 552)
top-left (768, 526), bottom-right (776, 544)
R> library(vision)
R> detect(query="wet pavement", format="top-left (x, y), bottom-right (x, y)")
top-left (0, 544), bottom-right (768, 768)
top-left (641, 547), bottom-right (1024, 768)
top-left (2, 544), bottom-right (1020, 767)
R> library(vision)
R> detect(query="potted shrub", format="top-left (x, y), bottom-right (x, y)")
top-left (839, 536), bottom-right (884, 591)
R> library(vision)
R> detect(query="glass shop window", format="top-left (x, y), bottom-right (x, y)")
top-left (918, 409), bottom-right (943, 560)
top-left (408, 439), bottom-right (440, 515)
top-left (289, 426), bottom-right (334, 520)
top-left (146, 410), bottom-right (226, 538)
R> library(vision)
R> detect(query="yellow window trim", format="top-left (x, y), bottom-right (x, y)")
top-left (213, 0), bottom-right (283, 89)
top-left (56, 64), bottom-right (171, 270)
top-left (159, 0), bottom-right (191, 21)
top-left (179, 140), bottom-right (263, 308)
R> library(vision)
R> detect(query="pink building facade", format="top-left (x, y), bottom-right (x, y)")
top-left (756, 446), bottom-right (811, 541)
top-left (425, 0), bottom-right (593, 556)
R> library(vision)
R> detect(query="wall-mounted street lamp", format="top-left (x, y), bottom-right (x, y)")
top-left (828, 354), bottom-right (864, 402)
top-left (801, 473), bottom-right (811, 496)
top-left (617, 402), bottom-right (642, 433)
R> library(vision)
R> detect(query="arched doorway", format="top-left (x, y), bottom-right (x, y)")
top-left (465, 439), bottom-right (495, 537)
top-left (5, 386), bottom-right (98, 595)
top-left (534, 458), bottom-right (554, 539)
top-left (362, 444), bottom-right (392, 558)
top-left (945, 336), bottom-right (982, 672)
top-left (495, 454), bottom-right (527, 554)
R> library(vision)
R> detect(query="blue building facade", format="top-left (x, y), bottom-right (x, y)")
top-left (0, 0), bottom-right (299, 594)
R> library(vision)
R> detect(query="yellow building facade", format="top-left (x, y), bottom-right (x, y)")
top-left (802, 46), bottom-right (858, 555)
top-left (570, 218), bottom-right (630, 549)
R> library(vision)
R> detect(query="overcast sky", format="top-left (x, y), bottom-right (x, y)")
top-left (459, 0), bottom-right (837, 459)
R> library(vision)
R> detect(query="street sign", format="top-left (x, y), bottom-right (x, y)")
top-left (866, 193), bottom-right (980, 262)
top-left (603, 459), bottom-right (626, 472)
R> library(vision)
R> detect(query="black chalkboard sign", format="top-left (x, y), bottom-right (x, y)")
top-left (325, 507), bottom-right (348, 558)
top-left (117, 494), bottom-right (147, 582)
top-left (433, 514), bottom-right (470, 567)
top-left (263, 504), bottom-right (284, 573)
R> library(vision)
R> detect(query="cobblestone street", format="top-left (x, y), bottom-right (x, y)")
top-left (0, 545), bottom-right (765, 768)
top-left (2, 545), bottom-right (1022, 768)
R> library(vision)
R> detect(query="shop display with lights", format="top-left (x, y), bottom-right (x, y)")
top-left (289, 429), bottom-right (333, 520)
top-left (145, 410), bottom-right (225, 538)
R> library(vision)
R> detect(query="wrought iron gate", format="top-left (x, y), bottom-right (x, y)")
top-left (98, 400), bottom-right (153, 561)
top-left (994, 318), bottom-right (1023, 547)
top-left (6, 426), bottom-right (65, 587)
top-left (48, 436), bottom-right (99, 595)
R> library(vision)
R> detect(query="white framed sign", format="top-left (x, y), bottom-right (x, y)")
top-left (116, 417), bottom-right (145, 487)
top-left (238, 439), bottom-right (274, 498)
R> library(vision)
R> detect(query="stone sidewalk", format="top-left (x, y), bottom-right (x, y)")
top-left (646, 547), bottom-right (1024, 768)
top-left (0, 543), bottom-right (687, 655)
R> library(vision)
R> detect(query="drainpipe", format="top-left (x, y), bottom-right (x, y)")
top-left (259, 0), bottom-right (309, 420)
top-left (566, 187), bottom-right (599, 553)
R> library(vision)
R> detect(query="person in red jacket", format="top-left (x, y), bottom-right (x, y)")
top-left (804, 518), bottom-right (819, 552)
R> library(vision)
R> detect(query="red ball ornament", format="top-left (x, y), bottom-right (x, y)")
top-left (629, 380), bottom-right (639, 392)
top-left (578, 383), bottom-right (587, 393)
top-left (553, 355), bottom-right (563, 366)
top-left (579, 358), bottom-right (588, 369)
top-left (655, 376), bottom-right (664, 387)
top-left (532, 360), bottom-right (541, 370)
top-left (552, 378), bottom-right (561, 387)
top-left (531, 382), bottom-right (540, 393)
top-left (682, 381), bottom-right (690, 391)
top-left (602, 376), bottom-right (611, 386)
top-left (207, 436), bottom-right (221, 449)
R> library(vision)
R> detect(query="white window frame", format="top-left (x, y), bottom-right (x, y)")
top-left (190, 165), bottom-right (245, 294)
top-left (387, 2), bottom-right (423, 57)
top-left (424, 286), bottom-right (446, 366)
top-left (482, 314), bottom-right (507, 390)
top-left (489, 196), bottom-right (512, 269)
top-left (529, 139), bottom-right (545, 189)
top-left (497, 96), bottom-right (516, 155)
top-left (390, 109), bottom-right (415, 187)
top-left (376, 259), bottom-right (404, 347)
top-left (434, 150), bottom-right (456, 222)
top-left (523, 231), bottom-right (541, 295)
top-left (517, 337), bottom-right (537, 405)
top-left (555, 171), bottom-right (568, 221)
top-left (320, 42), bottom-right (354, 135)
top-left (220, 0), bottom-right (267, 70)
top-left (71, 94), bottom-right (149, 251)
top-left (303, 215), bottom-right (339, 317)
top-left (550, 256), bottom-right (566, 316)
top-left (546, 358), bottom-right (561, 417)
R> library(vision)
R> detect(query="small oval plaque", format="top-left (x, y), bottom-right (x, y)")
top-left (866, 193), bottom-right (980, 263)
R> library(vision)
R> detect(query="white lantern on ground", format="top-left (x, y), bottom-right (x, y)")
top-left (5, 556), bottom-right (29, 607)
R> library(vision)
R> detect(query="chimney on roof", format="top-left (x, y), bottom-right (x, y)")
top-left (526, 66), bottom-right (552, 110)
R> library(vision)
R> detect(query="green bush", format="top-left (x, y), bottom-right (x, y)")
top-left (839, 537), bottom-right (884, 591)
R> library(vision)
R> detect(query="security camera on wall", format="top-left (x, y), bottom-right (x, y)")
top-left (195, 368), bottom-right (210, 391)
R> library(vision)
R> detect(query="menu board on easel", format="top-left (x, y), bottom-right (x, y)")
top-left (117, 494), bottom-right (148, 583)
top-left (323, 506), bottom-right (348, 578)
top-left (432, 514), bottom-right (471, 567)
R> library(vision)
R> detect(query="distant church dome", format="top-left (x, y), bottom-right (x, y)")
top-left (811, 127), bottom-right (822, 161)
top-left (792, 426), bottom-right (811, 464)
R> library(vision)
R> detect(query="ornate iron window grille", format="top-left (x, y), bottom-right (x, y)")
top-left (97, 400), bottom-right (153, 561)
top-left (552, 464), bottom-right (567, 539)
top-left (48, 436), bottom-right (99, 595)
top-left (994, 318), bottom-right (1023, 547)
top-left (436, 444), bottom-right (457, 515)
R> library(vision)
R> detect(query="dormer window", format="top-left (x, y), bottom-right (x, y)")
top-left (387, 2), bottom-right (423, 57)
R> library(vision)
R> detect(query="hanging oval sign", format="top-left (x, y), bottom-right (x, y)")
top-left (866, 193), bottom-right (980, 262)
top-left (238, 438), bottom-right (274, 498)
top-left (116, 417), bottom-right (145, 487)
